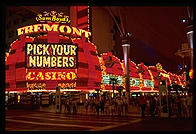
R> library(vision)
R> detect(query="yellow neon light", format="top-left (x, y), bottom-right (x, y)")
top-left (26, 71), bottom-right (77, 81)
top-left (160, 72), bottom-right (169, 78)
top-left (17, 24), bottom-right (91, 38)
top-left (27, 43), bottom-right (77, 68)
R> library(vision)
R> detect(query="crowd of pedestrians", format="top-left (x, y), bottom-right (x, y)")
top-left (63, 96), bottom-right (129, 116)
top-left (61, 92), bottom-right (193, 119)
top-left (136, 93), bottom-right (193, 119)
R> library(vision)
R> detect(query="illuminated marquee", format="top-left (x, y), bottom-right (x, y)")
top-left (130, 78), bottom-right (140, 87)
top-left (144, 80), bottom-right (154, 87)
top-left (130, 78), bottom-right (153, 88)
top-left (17, 23), bottom-right (91, 38)
top-left (102, 75), bottom-right (122, 85)
top-left (26, 71), bottom-right (77, 81)
top-left (26, 43), bottom-right (77, 68)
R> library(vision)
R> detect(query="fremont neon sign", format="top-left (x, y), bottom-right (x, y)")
top-left (17, 23), bottom-right (91, 38)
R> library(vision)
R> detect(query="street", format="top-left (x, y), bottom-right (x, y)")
top-left (5, 110), bottom-right (193, 131)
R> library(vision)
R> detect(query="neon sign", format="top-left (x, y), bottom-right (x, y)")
top-left (102, 75), bottom-right (122, 85)
top-left (26, 71), bottom-right (77, 81)
top-left (58, 82), bottom-right (76, 89)
top-left (27, 83), bottom-right (46, 90)
top-left (156, 63), bottom-right (162, 70)
top-left (160, 72), bottom-right (169, 78)
top-left (26, 43), bottom-right (77, 68)
top-left (144, 80), bottom-right (154, 87)
top-left (17, 23), bottom-right (91, 38)
top-left (130, 78), bottom-right (154, 88)
top-left (36, 11), bottom-right (71, 24)
top-left (130, 78), bottom-right (140, 87)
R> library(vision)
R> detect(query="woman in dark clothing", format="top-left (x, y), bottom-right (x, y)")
top-left (100, 100), bottom-right (105, 115)
top-left (138, 96), bottom-right (146, 118)
top-left (95, 100), bottom-right (100, 116)
top-left (67, 101), bottom-right (71, 114)
top-left (73, 102), bottom-right (77, 114)
top-left (150, 96), bottom-right (156, 117)
top-left (176, 95), bottom-right (182, 118)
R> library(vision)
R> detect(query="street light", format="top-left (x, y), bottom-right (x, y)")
top-left (106, 7), bottom-right (131, 104)
top-left (186, 7), bottom-right (193, 69)
top-left (121, 32), bottom-right (131, 104)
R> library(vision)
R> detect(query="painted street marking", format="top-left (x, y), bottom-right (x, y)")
top-left (17, 115), bottom-right (118, 125)
top-left (89, 118), bottom-right (142, 131)
top-left (32, 112), bottom-right (138, 122)
top-left (6, 127), bottom-right (39, 131)
top-left (6, 118), bottom-right (97, 129)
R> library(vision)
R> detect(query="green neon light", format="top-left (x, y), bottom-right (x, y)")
top-left (102, 74), bottom-right (122, 85)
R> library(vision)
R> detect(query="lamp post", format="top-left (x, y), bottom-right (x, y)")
top-left (186, 25), bottom-right (193, 70)
top-left (175, 7), bottom-right (193, 87)
top-left (186, 7), bottom-right (193, 69)
top-left (121, 33), bottom-right (131, 104)
top-left (106, 7), bottom-right (131, 103)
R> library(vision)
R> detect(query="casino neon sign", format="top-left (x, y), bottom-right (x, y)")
top-left (26, 71), bottom-right (77, 81)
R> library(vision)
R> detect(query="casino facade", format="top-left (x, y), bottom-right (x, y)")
top-left (5, 6), bottom-right (186, 99)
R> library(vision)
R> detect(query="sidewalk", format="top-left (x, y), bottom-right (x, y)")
top-left (39, 104), bottom-right (142, 118)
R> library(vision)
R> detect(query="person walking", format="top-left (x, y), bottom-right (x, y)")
top-left (181, 95), bottom-right (188, 119)
top-left (67, 100), bottom-right (71, 114)
top-left (100, 99), bottom-right (105, 115)
top-left (150, 96), bottom-right (156, 117)
top-left (138, 96), bottom-right (146, 118)
top-left (124, 98), bottom-right (129, 116)
top-left (105, 100), bottom-right (109, 115)
top-left (111, 99), bottom-right (115, 116)
top-left (116, 98), bottom-right (121, 116)
top-left (176, 95), bottom-right (182, 119)
top-left (84, 99), bottom-right (89, 113)
top-left (92, 99), bottom-right (96, 113)
top-left (187, 93), bottom-right (192, 119)
top-left (73, 101), bottom-right (77, 115)
top-left (64, 99), bottom-right (67, 113)
top-left (146, 96), bottom-right (150, 117)
top-left (108, 100), bottom-right (112, 116)
top-left (168, 95), bottom-right (173, 118)
top-left (95, 99), bottom-right (100, 116)
top-left (154, 95), bottom-right (159, 116)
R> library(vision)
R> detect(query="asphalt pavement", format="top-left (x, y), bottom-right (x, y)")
top-left (5, 104), bottom-right (194, 131)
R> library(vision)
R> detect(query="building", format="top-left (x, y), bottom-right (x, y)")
top-left (5, 6), bottom-right (186, 103)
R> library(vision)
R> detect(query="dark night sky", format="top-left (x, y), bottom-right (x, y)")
top-left (111, 6), bottom-right (192, 74)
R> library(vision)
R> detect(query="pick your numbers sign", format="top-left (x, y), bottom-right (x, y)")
top-left (26, 43), bottom-right (78, 68)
